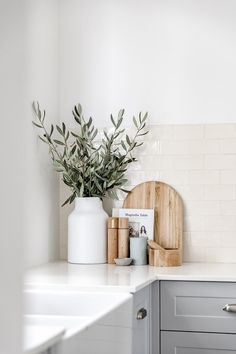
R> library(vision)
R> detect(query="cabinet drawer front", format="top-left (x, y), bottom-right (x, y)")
top-left (161, 331), bottom-right (236, 354)
top-left (161, 281), bottom-right (236, 333)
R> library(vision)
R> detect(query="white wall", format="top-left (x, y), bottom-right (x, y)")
top-left (24, 0), bottom-right (60, 267)
top-left (59, 0), bottom-right (236, 126)
top-left (0, 0), bottom-right (60, 351)
top-left (59, 0), bottom-right (236, 262)
top-left (0, 1), bottom-right (25, 352)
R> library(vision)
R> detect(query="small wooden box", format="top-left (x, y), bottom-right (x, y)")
top-left (149, 248), bottom-right (182, 267)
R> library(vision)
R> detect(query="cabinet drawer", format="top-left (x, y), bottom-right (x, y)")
top-left (161, 281), bottom-right (236, 333)
top-left (161, 331), bottom-right (236, 353)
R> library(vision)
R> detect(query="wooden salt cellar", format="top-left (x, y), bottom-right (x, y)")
top-left (107, 217), bottom-right (118, 264)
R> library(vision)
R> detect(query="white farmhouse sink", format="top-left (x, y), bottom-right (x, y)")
top-left (23, 289), bottom-right (133, 354)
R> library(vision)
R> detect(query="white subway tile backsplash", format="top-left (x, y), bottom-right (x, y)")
top-left (173, 125), bottom-right (204, 140)
top-left (159, 170), bottom-right (189, 185)
top-left (189, 170), bottom-right (220, 185)
top-left (148, 125), bottom-right (174, 140)
top-left (137, 156), bottom-right (157, 170)
top-left (205, 247), bottom-right (236, 263)
top-left (183, 243), bottom-right (206, 262)
top-left (126, 170), bottom-right (160, 186)
top-left (220, 201), bottom-right (236, 215)
top-left (205, 154), bottom-right (236, 170)
top-left (173, 155), bottom-right (204, 170)
top-left (220, 139), bottom-right (236, 153)
top-left (175, 185), bottom-right (205, 201)
top-left (204, 215), bottom-right (236, 232)
top-left (160, 140), bottom-right (189, 155)
top-left (154, 155), bottom-right (174, 170)
top-left (184, 216), bottom-right (205, 232)
top-left (221, 170), bottom-right (236, 184)
top-left (138, 140), bottom-right (161, 155)
top-left (205, 124), bottom-right (236, 139)
top-left (186, 201), bottom-right (220, 216)
top-left (219, 232), bottom-right (236, 246)
top-left (188, 140), bottom-right (220, 154)
top-left (161, 140), bottom-right (220, 155)
top-left (204, 185), bottom-right (235, 200)
top-left (59, 123), bottom-right (236, 263)
top-left (189, 232), bottom-right (221, 247)
top-left (138, 155), bottom-right (173, 170)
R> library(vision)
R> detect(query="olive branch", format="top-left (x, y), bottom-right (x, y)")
top-left (32, 102), bottom-right (149, 206)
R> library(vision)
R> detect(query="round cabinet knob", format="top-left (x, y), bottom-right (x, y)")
top-left (136, 308), bottom-right (147, 320)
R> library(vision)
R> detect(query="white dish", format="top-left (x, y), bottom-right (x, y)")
top-left (114, 258), bottom-right (132, 266)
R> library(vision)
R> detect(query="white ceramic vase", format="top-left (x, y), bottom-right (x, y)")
top-left (68, 197), bottom-right (108, 264)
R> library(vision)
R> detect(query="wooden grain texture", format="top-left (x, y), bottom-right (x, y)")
top-left (149, 248), bottom-right (182, 267)
top-left (118, 229), bottom-right (129, 258)
top-left (107, 228), bottom-right (118, 264)
top-left (123, 181), bottom-right (184, 267)
top-left (148, 240), bottom-right (165, 251)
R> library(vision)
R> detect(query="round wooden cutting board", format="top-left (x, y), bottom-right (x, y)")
top-left (123, 181), bottom-right (183, 250)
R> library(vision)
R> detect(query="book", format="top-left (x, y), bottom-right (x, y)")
top-left (112, 208), bottom-right (154, 240)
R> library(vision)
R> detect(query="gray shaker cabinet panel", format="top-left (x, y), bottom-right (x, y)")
top-left (151, 281), bottom-right (160, 354)
top-left (161, 331), bottom-right (236, 354)
top-left (132, 285), bottom-right (150, 354)
top-left (160, 281), bottom-right (236, 333)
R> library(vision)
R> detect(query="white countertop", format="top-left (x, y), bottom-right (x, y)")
top-left (23, 325), bottom-right (64, 354)
top-left (25, 261), bottom-right (236, 293)
top-left (24, 261), bottom-right (236, 354)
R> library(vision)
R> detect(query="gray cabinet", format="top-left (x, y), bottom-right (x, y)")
top-left (151, 281), bottom-right (160, 354)
top-left (132, 285), bottom-right (150, 354)
top-left (161, 281), bottom-right (236, 333)
top-left (161, 331), bottom-right (236, 354)
top-left (157, 280), bottom-right (236, 354)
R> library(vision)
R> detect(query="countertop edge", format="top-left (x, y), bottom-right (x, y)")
top-left (24, 262), bottom-right (236, 294)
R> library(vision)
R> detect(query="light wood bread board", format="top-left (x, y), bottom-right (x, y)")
top-left (123, 181), bottom-right (184, 266)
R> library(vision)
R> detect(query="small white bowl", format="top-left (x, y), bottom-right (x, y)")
top-left (114, 258), bottom-right (132, 266)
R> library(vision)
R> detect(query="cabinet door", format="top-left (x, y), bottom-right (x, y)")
top-left (151, 281), bottom-right (160, 354)
top-left (161, 281), bottom-right (236, 333)
top-left (161, 331), bottom-right (236, 354)
top-left (132, 285), bottom-right (150, 354)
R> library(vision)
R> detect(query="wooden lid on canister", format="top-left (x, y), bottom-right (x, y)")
top-left (118, 217), bottom-right (129, 229)
top-left (108, 217), bottom-right (119, 229)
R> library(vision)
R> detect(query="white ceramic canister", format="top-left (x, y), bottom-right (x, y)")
top-left (68, 197), bottom-right (108, 264)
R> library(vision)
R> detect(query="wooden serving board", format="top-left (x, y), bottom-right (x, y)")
top-left (123, 181), bottom-right (184, 266)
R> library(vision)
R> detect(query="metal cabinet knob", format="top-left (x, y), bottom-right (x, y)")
top-left (136, 308), bottom-right (147, 320)
top-left (223, 304), bottom-right (236, 313)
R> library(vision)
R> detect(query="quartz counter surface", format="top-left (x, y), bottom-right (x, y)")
top-left (25, 262), bottom-right (236, 293)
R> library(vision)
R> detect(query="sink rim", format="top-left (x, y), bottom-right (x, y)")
top-left (23, 288), bottom-right (133, 339)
